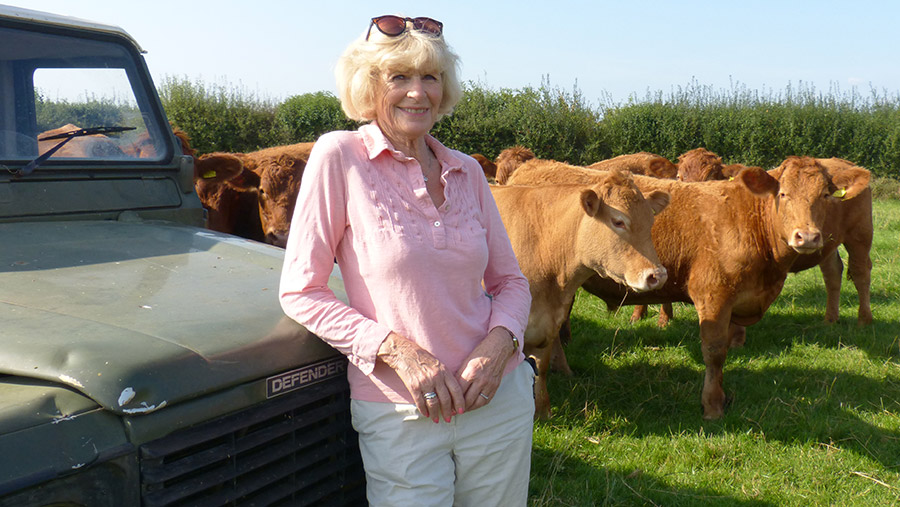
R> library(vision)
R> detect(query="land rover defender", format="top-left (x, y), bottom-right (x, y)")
top-left (0, 6), bottom-right (364, 505)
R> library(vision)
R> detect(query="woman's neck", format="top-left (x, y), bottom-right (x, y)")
top-left (382, 129), bottom-right (430, 161)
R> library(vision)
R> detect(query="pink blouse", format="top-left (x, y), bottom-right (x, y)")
top-left (279, 123), bottom-right (531, 403)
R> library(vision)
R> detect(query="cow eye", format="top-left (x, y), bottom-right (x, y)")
top-left (611, 218), bottom-right (627, 230)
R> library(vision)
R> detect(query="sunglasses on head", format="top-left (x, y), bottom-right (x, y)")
top-left (366, 15), bottom-right (443, 41)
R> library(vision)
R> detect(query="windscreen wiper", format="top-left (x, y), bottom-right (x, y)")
top-left (12, 126), bottom-right (136, 177)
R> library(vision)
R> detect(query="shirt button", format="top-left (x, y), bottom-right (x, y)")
top-left (434, 221), bottom-right (441, 227)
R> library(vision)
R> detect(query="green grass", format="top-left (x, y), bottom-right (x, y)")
top-left (529, 199), bottom-right (900, 506)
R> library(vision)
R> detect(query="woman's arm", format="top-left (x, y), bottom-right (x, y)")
top-left (456, 163), bottom-right (532, 410)
top-left (279, 135), bottom-right (392, 375)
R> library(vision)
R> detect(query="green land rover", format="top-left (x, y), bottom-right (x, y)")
top-left (0, 6), bottom-right (364, 506)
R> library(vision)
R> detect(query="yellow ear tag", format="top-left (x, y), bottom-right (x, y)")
top-left (728, 176), bottom-right (735, 181)
top-left (833, 188), bottom-right (847, 199)
top-left (202, 170), bottom-right (217, 179)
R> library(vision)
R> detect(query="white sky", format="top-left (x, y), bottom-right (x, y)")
top-left (5, 0), bottom-right (899, 108)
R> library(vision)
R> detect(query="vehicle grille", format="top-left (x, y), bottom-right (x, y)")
top-left (139, 373), bottom-right (365, 506)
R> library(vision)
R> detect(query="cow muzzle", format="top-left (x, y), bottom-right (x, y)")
top-left (265, 231), bottom-right (289, 248)
top-left (628, 266), bottom-right (668, 293)
top-left (789, 228), bottom-right (822, 254)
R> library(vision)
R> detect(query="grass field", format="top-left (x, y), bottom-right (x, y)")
top-left (529, 198), bottom-right (900, 506)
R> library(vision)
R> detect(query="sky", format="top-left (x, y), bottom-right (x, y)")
top-left (4, 0), bottom-right (900, 108)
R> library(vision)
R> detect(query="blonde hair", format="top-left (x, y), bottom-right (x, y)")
top-left (335, 25), bottom-right (462, 122)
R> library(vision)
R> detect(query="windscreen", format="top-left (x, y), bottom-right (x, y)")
top-left (0, 24), bottom-right (169, 165)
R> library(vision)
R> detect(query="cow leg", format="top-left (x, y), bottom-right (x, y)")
top-left (630, 305), bottom-right (648, 322)
top-left (550, 333), bottom-right (573, 376)
top-left (657, 303), bottom-right (674, 327)
top-left (845, 239), bottom-right (874, 325)
top-left (530, 340), bottom-right (554, 420)
top-left (728, 324), bottom-right (746, 348)
top-left (550, 301), bottom-right (575, 375)
top-left (819, 250), bottom-right (844, 323)
top-left (698, 315), bottom-right (731, 420)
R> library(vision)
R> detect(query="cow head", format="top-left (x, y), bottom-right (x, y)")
top-left (677, 147), bottom-right (725, 182)
top-left (193, 153), bottom-right (265, 241)
top-left (243, 154), bottom-right (307, 248)
top-left (470, 153), bottom-right (497, 180)
top-left (576, 170), bottom-right (670, 291)
top-left (495, 145), bottom-right (536, 184)
top-left (742, 157), bottom-right (869, 254)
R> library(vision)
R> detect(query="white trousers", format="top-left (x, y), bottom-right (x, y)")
top-left (350, 360), bottom-right (535, 507)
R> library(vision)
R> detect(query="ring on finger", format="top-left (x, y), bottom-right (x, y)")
top-left (479, 392), bottom-right (490, 401)
top-left (424, 392), bottom-right (438, 400)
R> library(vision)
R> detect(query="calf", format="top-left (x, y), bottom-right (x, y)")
top-left (507, 157), bottom-right (870, 419)
top-left (491, 169), bottom-right (669, 418)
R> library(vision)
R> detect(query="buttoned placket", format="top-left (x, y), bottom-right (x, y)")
top-left (401, 154), bottom-right (449, 250)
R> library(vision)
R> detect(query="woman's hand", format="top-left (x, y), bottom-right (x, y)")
top-left (456, 326), bottom-right (517, 411)
top-left (377, 331), bottom-right (465, 422)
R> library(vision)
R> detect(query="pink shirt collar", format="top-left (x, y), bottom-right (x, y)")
top-left (359, 122), bottom-right (466, 173)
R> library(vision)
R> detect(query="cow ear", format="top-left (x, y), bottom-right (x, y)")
top-left (227, 168), bottom-right (262, 190)
top-left (830, 166), bottom-right (871, 200)
top-left (580, 188), bottom-right (603, 217)
top-left (194, 153), bottom-right (243, 182)
top-left (645, 190), bottom-right (670, 215)
top-left (738, 166), bottom-right (779, 196)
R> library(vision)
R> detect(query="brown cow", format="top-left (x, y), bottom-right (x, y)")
top-left (588, 152), bottom-right (678, 179)
top-left (674, 151), bottom-right (873, 326)
top-left (495, 148), bottom-right (677, 185)
top-left (494, 146), bottom-right (536, 184)
top-left (507, 157), bottom-right (870, 419)
top-left (630, 147), bottom-right (739, 325)
top-left (194, 155), bottom-right (266, 242)
top-left (491, 169), bottom-right (669, 418)
top-left (182, 136), bottom-right (314, 247)
top-left (470, 153), bottom-right (497, 180)
top-left (676, 147), bottom-right (725, 182)
top-left (169, 129), bottom-right (266, 242)
top-left (225, 142), bottom-right (315, 247)
top-left (775, 157), bottom-right (873, 325)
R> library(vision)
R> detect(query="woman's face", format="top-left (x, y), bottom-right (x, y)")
top-left (374, 67), bottom-right (443, 144)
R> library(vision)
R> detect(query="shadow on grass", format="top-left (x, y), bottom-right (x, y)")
top-left (529, 446), bottom-right (777, 506)
top-left (546, 322), bottom-right (900, 470)
top-left (573, 294), bottom-right (899, 366)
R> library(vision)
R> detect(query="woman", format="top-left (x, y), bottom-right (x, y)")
top-left (279, 14), bottom-right (534, 506)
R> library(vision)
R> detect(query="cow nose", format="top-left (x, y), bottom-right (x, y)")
top-left (266, 232), bottom-right (289, 248)
top-left (646, 267), bottom-right (668, 290)
top-left (791, 229), bottom-right (822, 252)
